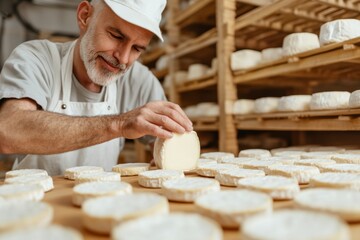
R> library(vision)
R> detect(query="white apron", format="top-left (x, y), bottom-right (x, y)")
top-left (14, 41), bottom-right (121, 175)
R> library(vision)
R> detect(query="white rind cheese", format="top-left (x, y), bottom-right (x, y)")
top-left (215, 168), bottom-right (265, 187)
top-left (231, 49), bottom-right (262, 71)
top-left (64, 166), bottom-right (104, 180)
top-left (319, 19), bottom-right (360, 45)
top-left (82, 193), bottom-right (169, 234)
top-left (0, 184), bottom-right (44, 202)
top-left (349, 90), bottom-right (360, 108)
top-left (238, 149), bottom-right (271, 159)
top-left (233, 99), bottom-right (255, 115)
top-left (187, 64), bottom-right (210, 81)
top-left (319, 163), bottom-right (360, 174)
top-left (241, 209), bottom-right (350, 240)
top-left (293, 158), bottom-right (336, 168)
top-left (294, 188), bottom-right (360, 222)
top-left (0, 201), bottom-right (53, 233)
top-left (0, 225), bottom-right (83, 240)
top-left (310, 91), bottom-right (350, 110)
top-left (111, 213), bottom-right (223, 240)
top-left (154, 131), bottom-right (200, 171)
top-left (5, 175), bottom-right (54, 192)
top-left (74, 172), bottom-right (121, 185)
top-left (282, 32), bottom-right (320, 56)
top-left (332, 154), bottom-right (360, 164)
top-left (162, 177), bottom-right (220, 202)
top-left (261, 47), bottom-right (284, 63)
top-left (254, 97), bottom-right (280, 113)
top-left (219, 157), bottom-right (255, 167)
top-left (310, 172), bottom-right (360, 190)
top-left (196, 163), bottom-right (237, 177)
top-left (242, 160), bottom-right (282, 172)
top-left (72, 181), bottom-right (133, 206)
top-left (277, 95), bottom-right (311, 112)
top-left (194, 190), bottom-right (272, 228)
top-left (267, 165), bottom-right (320, 184)
top-left (5, 169), bottom-right (48, 179)
top-left (237, 175), bottom-right (300, 200)
top-left (138, 169), bottom-right (185, 188)
top-left (301, 151), bottom-right (338, 159)
top-left (200, 152), bottom-right (235, 162)
top-left (197, 158), bottom-right (217, 167)
top-left (112, 163), bottom-right (150, 176)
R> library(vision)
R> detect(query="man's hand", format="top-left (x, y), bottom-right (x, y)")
top-left (119, 101), bottom-right (193, 139)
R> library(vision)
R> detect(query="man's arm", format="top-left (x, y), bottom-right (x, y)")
top-left (0, 98), bottom-right (192, 155)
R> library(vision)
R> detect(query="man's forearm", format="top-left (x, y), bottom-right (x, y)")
top-left (0, 109), bottom-right (120, 154)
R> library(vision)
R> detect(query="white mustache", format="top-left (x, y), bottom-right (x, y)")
top-left (99, 53), bottom-right (127, 71)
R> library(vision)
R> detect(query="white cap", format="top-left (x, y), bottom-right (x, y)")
top-left (104, 0), bottom-right (166, 42)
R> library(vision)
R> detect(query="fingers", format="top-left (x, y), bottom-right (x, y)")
top-left (148, 113), bottom-right (186, 134)
top-left (148, 101), bottom-right (193, 132)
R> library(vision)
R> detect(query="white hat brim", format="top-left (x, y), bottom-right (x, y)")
top-left (104, 0), bottom-right (163, 42)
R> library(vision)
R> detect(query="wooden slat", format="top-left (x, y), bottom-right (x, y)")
top-left (191, 116), bottom-right (219, 131)
top-left (236, 117), bottom-right (360, 131)
top-left (151, 68), bottom-right (169, 79)
top-left (174, 0), bottom-right (214, 25)
top-left (178, 75), bottom-right (217, 93)
top-left (141, 48), bottom-right (166, 65)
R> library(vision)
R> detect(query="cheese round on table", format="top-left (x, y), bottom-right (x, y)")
top-left (195, 190), bottom-right (272, 228)
top-left (319, 19), bottom-right (360, 45)
top-left (310, 91), bottom-right (350, 110)
top-left (5, 175), bottom-right (54, 192)
top-left (200, 152), bottom-right (235, 162)
top-left (241, 209), bottom-right (350, 240)
top-left (0, 225), bottom-right (83, 240)
top-left (238, 149), bottom-right (271, 159)
top-left (112, 163), bottom-right (150, 176)
top-left (0, 201), bottom-right (53, 233)
top-left (64, 166), bottom-right (104, 180)
top-left (349, 90), bottom-right (360, 108)
top-left (261, 47), bottom-right (283, 63)
top-left (282, 32), bottom-right (320, 56)
top-left (308, 146), bottom-right (345, 152)
top-left (332, 153), bottom-right (360, 164)
top-left (215, 168), bottom-right (265, 187)
top-left (271, 146), bottom-right (309, 154)
top-left (232, 99), bottom-right (255, 115)
top-left (5, 169), bottom-right (48, 179)
top-left (162, 177), bottom-right (220, 202)
top-left (273, 150), bottom-right (304, 159)
top-left (301, 151), bottom-right (338, 159)
top-left (154, 131), bottom-right (200, 171)
top-left (237, 176), bottom-right (300, 200)
top-left (254, 97), bottom-right (279, 113)
top-left (0, 184), bottom-right (44, 201)
top-left (74, 172), bottom-right (120, 185)
top-left (231, 49), bottom-right (262, 71)
top-left (197, 158), bottom-right (217, 167)
top-left (242, 160), bottom-right (282, 172)
top-left (261, 156), bottom-right (298, 165)
top-left (82, 193), bottom-right (169, 234)
top-left (267, 165), bottom-right (320, 184)
top-left (219, 157), bottom-right (255, 166)
top-left (277, 95), bottom-right (311, 112)
top-left (111, 213), bottom-right (222, 240)
top-left (187, 63), bottom-right (210, 81)
top-left (319, 163), bottom-right (360, 174)
top-left (196, 163), bottom-right (237, 177)
top-left (294, 188), bottom-right (360, 222)
top-left (138, 169), bottom-right (184, 188)
top-left (293, 158), bottom-right (336, 168)
top-left (72, 181), bottom-right (132, 206)
top-left (310, 172), bottom-right (360, 190)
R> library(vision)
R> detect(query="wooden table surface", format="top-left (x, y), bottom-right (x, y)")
top-left (5, 175), bottom-right (359, 240)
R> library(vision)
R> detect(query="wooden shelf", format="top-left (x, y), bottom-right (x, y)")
top-left (235, 108), bottom-right (360, 131)
top-left (177, 73), bottom-right (216, 93)
top-left (233, 37), bottom-right (360, 84)
top-left (173, 28), bottom-right (217, 58)
top-left (174, 0), bottom-right (215, 27)
top-left (141, 47), bottom-right (166, 65)
top-left (151, 68), bottom-right (169, 79)
top-left (190, 116), bottom-right (219, 131)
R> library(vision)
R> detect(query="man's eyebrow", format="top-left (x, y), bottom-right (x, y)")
top-left (109, 27), bottom-right (147, 51)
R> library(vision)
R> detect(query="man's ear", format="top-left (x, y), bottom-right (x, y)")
top-left (77, 1), bottom-right (93, 34)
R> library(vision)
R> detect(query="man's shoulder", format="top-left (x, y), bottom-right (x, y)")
top-left (14, 39), bottom-right (74, 58)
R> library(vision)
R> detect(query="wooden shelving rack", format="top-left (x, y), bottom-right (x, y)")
top-left (139, 0), bottom-right (360, 154)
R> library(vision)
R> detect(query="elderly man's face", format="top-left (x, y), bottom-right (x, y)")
top-left (79, 3), bottom-right (153, 86)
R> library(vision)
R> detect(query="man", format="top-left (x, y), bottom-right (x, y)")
top-left (0, 0), bottom-right (193, 175)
